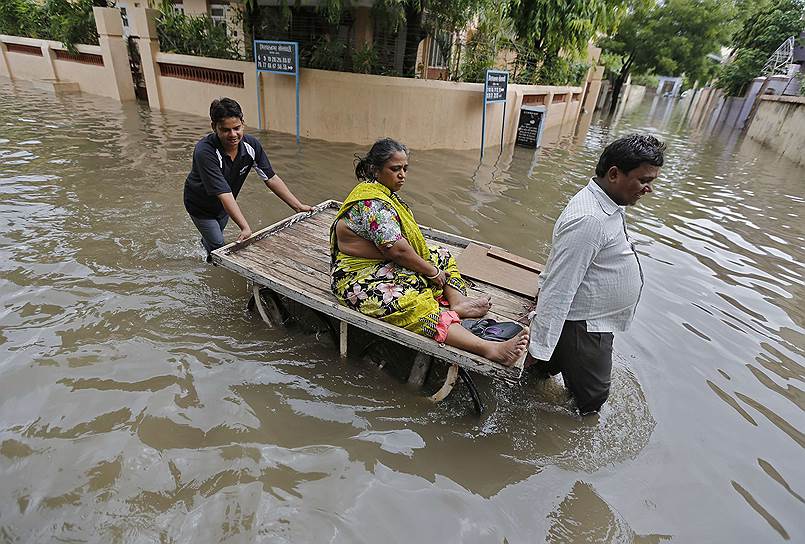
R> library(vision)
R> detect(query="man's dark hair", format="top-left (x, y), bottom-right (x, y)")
top-left (595, 134), bottom-right (666, 177)
top-left (209, 97), bottom-right (243, 126)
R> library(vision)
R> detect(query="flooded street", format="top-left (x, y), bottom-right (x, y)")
top-left (1, 79), bottom-right (802, 543)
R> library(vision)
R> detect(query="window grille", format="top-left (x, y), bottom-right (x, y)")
top-left (54, 49), bottom-right (104, 66)
top-left (523, 95), bottom-right (546, 105)
top-left (5, 43), bottom-right (43, 56)
top-left (158, 62), bottom-right (244, 88)
top-left (428, 32), bottom-right (450, 68)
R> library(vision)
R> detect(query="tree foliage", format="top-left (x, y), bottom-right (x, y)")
top-left (716, 0), bottom-right (805, 96)
top-left (601, 0), bottom-right (736, 83)
top-left (599, 0), bottom-right (736, 110)
top-left (509, 0), bottom-right (631, 58)
top-left (502, 0), bottom-right (634, 84)
top-left (291, 0), bottom-right (627, 83)
top-left (156, 1), bottom-right (242, 60)
top-left (458, 2), bottom-right (515, 82)
top-left (0, 0), bottom-right (100, 52)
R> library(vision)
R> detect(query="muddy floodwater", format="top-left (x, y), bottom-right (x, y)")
top-left (1, 79), bottom-right (803, 543)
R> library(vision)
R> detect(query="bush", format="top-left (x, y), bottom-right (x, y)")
top-left (534, 56), bottom-right (588, 86)
top-left (716, 49), bottom-right (768, 96)
top-left (308, 35), bottom-right (347, 71)
top-left (351, 43), bottom-right (378, 74)
top-left (156, 2), bottom-right (242, 60)
top-left (0, 0), bottom-right (46, 39)
top-left (44, 0), bottom-right (98, 53)
top-left (630, 73), bottom-right (659, 88)
top-left (0, 0), bottom-right (99, 51)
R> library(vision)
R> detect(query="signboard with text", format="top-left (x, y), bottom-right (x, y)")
top-left (484, 70), bottom-right (508, 103)
top-left (255, 41), bottom-right (298, 74)
top-left (480, 69), bottom-right (509, 159)
top-left (254, 40), bottom-right (300, 142)
top-left (515, 106), bottom-right (545, 149)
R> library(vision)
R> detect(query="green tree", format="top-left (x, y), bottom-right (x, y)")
top-left (0, 0), bottom-right (47, 39)
top-left (716, 0), bottom-right (805, 96)
top-left (0, 0), bottom-right (101, 49)
top-left (600, 0), bottom-right (736, 112)
top-left (44, 0), bottom-right (99, 53)
top-left (458, 2), bottom-right (515, 82)
top-left (156, 1), bottom-right (242, 60)
top-left (506, 0), bottom-right (635, 83)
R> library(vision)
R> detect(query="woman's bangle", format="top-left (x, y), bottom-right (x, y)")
top-left (425, 268), bottom-right (441, 280)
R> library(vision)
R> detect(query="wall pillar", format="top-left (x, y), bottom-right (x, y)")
top-left (0, 40), bottom-right (9, 78)
top-left (128, 7), bottom-right (162, 110)
top-left (41, 43), bottom-right (59, 80)
top-left (94, 7), bottom-right (135, 101)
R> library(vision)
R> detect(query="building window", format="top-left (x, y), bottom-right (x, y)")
top-left (428, 32), bottom-right (450, 68)
top-left (210, 4), bottom-right (228, 28)
top-left (172, 3), bottom-right (185, 14)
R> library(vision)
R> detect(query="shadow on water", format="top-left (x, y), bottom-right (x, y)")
top-left (0, 80), bottom-right (803, 542)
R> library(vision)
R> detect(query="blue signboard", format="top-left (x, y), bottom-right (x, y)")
top-left (484, 70), bottom-right (508, 103)
top-left (254, 40), bottom-right (300, 143)
top-left (481, 69), bottom-right (509, 159)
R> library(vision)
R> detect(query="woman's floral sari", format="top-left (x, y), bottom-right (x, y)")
top-left (330, 181), bottom-right (467, 338)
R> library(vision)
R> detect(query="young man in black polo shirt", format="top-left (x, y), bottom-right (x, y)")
top-left (184, 97), bottom-right (311, 261)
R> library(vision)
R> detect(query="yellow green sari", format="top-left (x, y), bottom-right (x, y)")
top-left (329, 181), bottom-right (467, 338)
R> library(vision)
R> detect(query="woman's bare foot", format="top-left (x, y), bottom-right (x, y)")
top-left (451, 296), bottom-right (492, 318)
top-left (485, 329), bottom-right (529, 366)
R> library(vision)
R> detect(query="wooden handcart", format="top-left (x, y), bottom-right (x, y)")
top-left (211, 201), bottom-right (540, 413)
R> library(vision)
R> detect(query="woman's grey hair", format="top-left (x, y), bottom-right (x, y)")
top-left (354, 138), bottom-right (408, 181)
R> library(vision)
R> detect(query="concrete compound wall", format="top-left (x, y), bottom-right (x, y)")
top-left (258, 71), bottom-right (583, 149)
top-left (146, 53), bottom-right (583, 150)
top-left (622, 84), bottom-right (646, 113)
top-left (0, 8), bottom-right (134, 101)
top-left (746, 95), bottom-right (805, 166)
top-left (125, 1), bottom-right (584, 151)
top-left (1, 5), bottom-right (598, 151)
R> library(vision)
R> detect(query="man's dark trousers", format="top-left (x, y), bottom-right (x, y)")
top-left (541, 320), bottom-right (613, 414)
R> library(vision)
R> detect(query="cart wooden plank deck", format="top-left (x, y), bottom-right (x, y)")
top-left (211, 200), bottom-right (539, 402)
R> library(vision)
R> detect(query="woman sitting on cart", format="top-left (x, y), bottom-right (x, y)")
top-left (329, 138), bottom-right (528, 366)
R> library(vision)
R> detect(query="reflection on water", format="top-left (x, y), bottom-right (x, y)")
top-left (0, 79), bottom-right (803, 542)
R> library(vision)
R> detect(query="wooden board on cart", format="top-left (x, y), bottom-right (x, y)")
top-left (454, 243), bottom-right (542, 298)
top-left (211, 200), bottom-right (538, 385)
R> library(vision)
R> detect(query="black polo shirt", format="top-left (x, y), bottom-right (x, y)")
top-left (183, 133), bottom-right (275, 219)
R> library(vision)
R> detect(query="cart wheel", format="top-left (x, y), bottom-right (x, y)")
top-left (458, 367), bottom-right (484, 415)
top-left (429, 363), bottom-right (460, 402)
top-left (251, 285), bottom-right (285, 327)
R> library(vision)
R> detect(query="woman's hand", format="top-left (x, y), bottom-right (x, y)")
top-left (426, 267), bottom-right (450, 288)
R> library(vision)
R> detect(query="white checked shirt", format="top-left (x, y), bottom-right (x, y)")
top-left (529, 179), bottom-right (644, 360)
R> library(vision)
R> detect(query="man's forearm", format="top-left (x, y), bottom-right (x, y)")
top-left (217, 192), bottom-right (249, 230)
top-left (265, 175), bottom-right (305, 211)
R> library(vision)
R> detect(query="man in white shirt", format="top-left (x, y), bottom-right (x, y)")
top-left (527, 134), bottom-right (666, 415)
